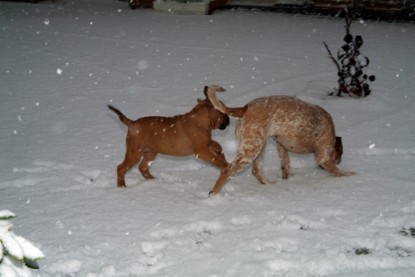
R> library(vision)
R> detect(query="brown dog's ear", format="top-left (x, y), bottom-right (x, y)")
top-left (203, 86), bottom-right (209, 98)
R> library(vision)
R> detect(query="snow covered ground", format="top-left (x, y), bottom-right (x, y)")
top-left (1, 0), bottom-right (415, 276)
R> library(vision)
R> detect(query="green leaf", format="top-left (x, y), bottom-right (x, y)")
top-left (0, 210), bottom-right (15, 221)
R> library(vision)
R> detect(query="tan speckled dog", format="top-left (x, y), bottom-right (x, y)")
top-left (206, 85), bottom-right (355, 195)
top-left (108, 86), bottom-right (230, 188)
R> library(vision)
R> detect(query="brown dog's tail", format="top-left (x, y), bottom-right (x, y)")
top-left (108, 105), bottom-right (133, 126)
top-left (205, 85), bottom-right (247, 118)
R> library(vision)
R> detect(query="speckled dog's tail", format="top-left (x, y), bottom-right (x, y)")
top-left (205, 85), bottom-right (247, 118)
top-left (108, 105), bottom-right (133, 126)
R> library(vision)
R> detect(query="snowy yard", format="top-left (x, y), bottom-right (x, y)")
top-left (1, 0), bottom-right (415, 276)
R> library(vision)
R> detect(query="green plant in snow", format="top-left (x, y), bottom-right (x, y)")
top-left (0, 210), bottom-right (45, 277)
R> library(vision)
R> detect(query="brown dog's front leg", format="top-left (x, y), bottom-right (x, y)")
top-left (209, 140), bottom-right (224, 156)
top-left (209, 167), bottom-right (232, 196)
top-left (196, 149), bottom-right (228, 169)
top-left (195, 142), bottom-right (228, 169)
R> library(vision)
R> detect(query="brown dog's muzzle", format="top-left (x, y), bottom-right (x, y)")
top-left (219, 115), bottom-right (230, 130)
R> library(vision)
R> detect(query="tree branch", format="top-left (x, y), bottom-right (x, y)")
top-left (323, 41), bottom-right (341, 72)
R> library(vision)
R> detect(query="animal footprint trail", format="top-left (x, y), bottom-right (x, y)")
top-left (2, 160), bottom-right (108, 190)
top-left (358, 146), bottom-right (415, 156)
top-left (136, 220), bottom-right (223, 273)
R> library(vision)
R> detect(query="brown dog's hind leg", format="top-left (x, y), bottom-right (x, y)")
top-left (276, 141), bottom-right (290, 179)
top-left (117, 148), bottom-right (143, 187)
top-left (139, 151), bottom-right (158, 180)
top-left (117, 163), bottom-right (128, 187)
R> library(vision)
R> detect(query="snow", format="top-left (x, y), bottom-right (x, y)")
top-left (1, 0), bottom-right (415, 276)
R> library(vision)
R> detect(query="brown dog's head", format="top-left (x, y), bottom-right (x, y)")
top-left (199, 86), bottom-right (230, 130)
top-left (332, 136), bottom-right (343, 164)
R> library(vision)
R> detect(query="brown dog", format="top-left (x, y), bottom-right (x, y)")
top-left (109, 86), bottom-right (230, 187)
top-left (206, 85), bottom-right (355, 195)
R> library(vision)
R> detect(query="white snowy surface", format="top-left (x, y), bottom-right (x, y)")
top-left (1, 0), bottom-right (415, 276)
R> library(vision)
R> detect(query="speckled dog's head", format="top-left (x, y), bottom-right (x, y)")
top-left (333, 136), bottom-right (343, 165)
